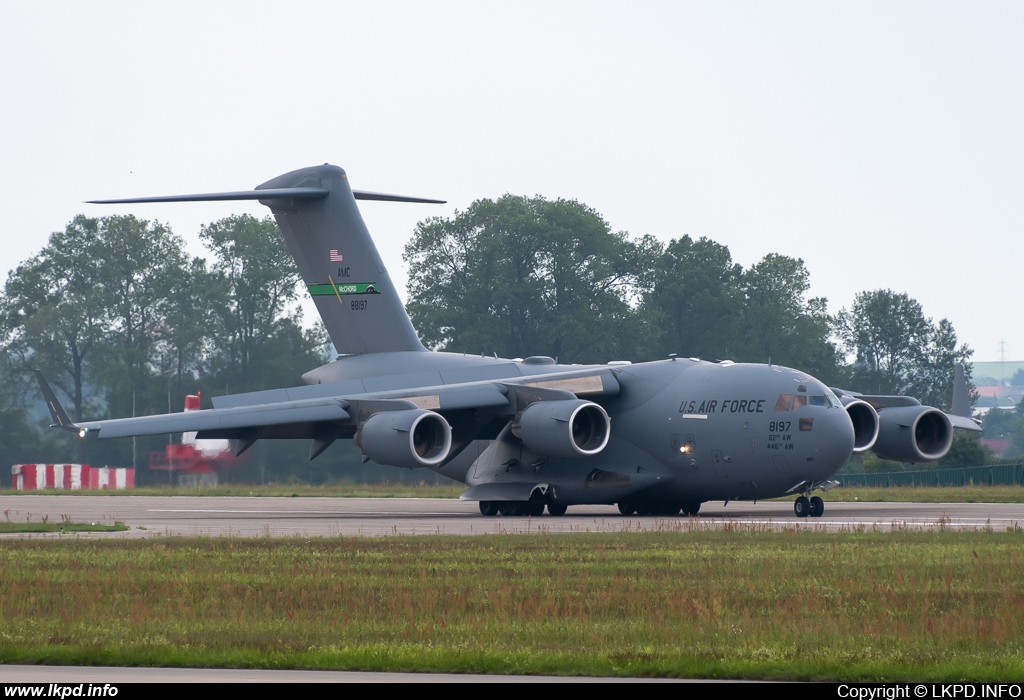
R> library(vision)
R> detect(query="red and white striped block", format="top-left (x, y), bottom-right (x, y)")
top-left (10, 464), bottom-right (135, 490)
top-left (11, 464), bottom-right (89, 490)
top-left (88, 467), bottom-right (135, 490)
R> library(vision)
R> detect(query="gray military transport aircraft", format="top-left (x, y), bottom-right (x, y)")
top-left (34, 164), bottom-right (981, 518)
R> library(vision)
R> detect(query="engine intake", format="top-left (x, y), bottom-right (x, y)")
top-left (514, 399), bottom-right (611, 459)
top-left (358, 409), bottom-right (452, 469)
top-left (842, 399), bottom-right (879, 454)
top-left (872, 406), bottom-right (953, 463)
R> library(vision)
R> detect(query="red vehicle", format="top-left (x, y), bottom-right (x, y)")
top-left (149, 394), bottom-right (241, 486)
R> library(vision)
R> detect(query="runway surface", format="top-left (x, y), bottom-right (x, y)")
top-left (0, 495), bottom-right (1021, 537)
top-left (0, 664), bottom-right (680, 683)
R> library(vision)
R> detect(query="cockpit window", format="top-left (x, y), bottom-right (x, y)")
top-left (774, 394), bottom-right (793, 412)
top-left (774, 393), bottom-right (837, 411)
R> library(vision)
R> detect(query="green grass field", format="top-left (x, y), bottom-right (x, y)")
top-left (1, 531), bottom-right (1023, 680)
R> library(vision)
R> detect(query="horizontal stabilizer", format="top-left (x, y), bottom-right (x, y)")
top-left (88, 164), bottom-right (444, 355)
top-left (88, 189), bottom-right (443, 205)
top-left (351, 190), bottom-right (446, 204)
top-left (87, 188), bottom-right (329, 204)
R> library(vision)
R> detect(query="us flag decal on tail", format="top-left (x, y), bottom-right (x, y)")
top-left (329, 249), bottom-right (343, 262)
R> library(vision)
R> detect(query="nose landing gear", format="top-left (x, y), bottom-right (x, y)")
top-left (794, 495), bottom-right (825, 518)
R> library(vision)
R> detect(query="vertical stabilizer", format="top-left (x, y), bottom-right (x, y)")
top-left (88, 164), bottom-right (434, 355)
top-left (257, 165), bottom-right (427, 355)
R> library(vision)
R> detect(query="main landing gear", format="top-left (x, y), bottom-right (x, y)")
top-left (794, 495), bottom-right (824, 518)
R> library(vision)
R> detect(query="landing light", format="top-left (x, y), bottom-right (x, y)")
top-left (679, 445), bottom-right (689, 453)
top-left (78, 428), bottom-right (88, 438)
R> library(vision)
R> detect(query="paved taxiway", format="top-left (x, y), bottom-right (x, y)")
top-left (0, 495), bottom-right (1021, 537)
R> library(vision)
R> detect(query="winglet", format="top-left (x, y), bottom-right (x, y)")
top-left (947, 363), bottom-right (982, 432)
top-left (30, 370), bottom-right (81, 433)
top-left (951, 364), bottom-right (971, 418)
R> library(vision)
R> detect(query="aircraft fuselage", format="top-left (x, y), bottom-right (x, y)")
top-left (302, 352), bottom-right (855, 507)
top-left (604, 359), bottom-right (853, 504)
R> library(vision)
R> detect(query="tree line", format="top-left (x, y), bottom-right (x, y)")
top-left (405, 195), bottom-right (972, 408)
top-left (0, 214), bottom-right (331, 479)
top-left (0, 194), bottom-right (983, 481)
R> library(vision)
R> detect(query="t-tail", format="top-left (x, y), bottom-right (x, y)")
top-left (89, 164), bottom-right (442, 355)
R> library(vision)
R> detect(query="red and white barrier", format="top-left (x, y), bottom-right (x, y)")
top-left (12, 464), bottom-right (87, 490)
top-left (88, 467), bottom-right (134, 490)
top-left (11, 464), bottom-right (134, 490)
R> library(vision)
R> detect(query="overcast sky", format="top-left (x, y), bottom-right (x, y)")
top-left (1, 1), bottom-right (1020, 364)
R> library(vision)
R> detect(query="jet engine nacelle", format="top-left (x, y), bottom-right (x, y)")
top-left (871, 406), bottom-right (953, 463)
top-left (840, 398), bottom-right (879, 454)
top-left (514, 399), bottom-right (611, 459)
top-left (358, 409), bottom-right (452, 469)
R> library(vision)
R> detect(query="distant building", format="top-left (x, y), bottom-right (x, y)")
top-left (973, 385), bottom-right (1022, 409)
top-left (980, 438), bottom-right (1011, 456)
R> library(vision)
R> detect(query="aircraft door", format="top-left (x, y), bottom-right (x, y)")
top-left (673, 434), bottom-right (700, 470)
top-left (712, 450), bottom-right (728, 478)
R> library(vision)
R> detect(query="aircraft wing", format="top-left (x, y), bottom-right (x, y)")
top-left (33, 366), bottom-right (621, 456)
top-left (72, 398), bottom-right (355, 439)
top-left (841, 393), bottom-right (982, 433)
top-left (945, 414), bottom-right (983, 432)
top-left (33, 369), bottom-right (364, 440)
top-left (831, 363), bottom-right (982, 433)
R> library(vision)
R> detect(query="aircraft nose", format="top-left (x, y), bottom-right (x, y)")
top-left (813, 410), bottom-right (856, 473)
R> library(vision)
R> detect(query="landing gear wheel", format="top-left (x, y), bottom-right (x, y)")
top-left (617, 502), bottom-right (636, 516)
top-left (499, 502), bottom-right (523, 516)
top-left (479, 501), bottom-right (499, 516)
top-left (681, 501), bottom-right (701, 516)
top-left (547, 503), bottom-right (568, 516)
top-left (809, 496), bottom-right (824, 518)
top-left (794, 496), bottom-right (810, 518)
top-left (526, 502), bottom-right (545, 517)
